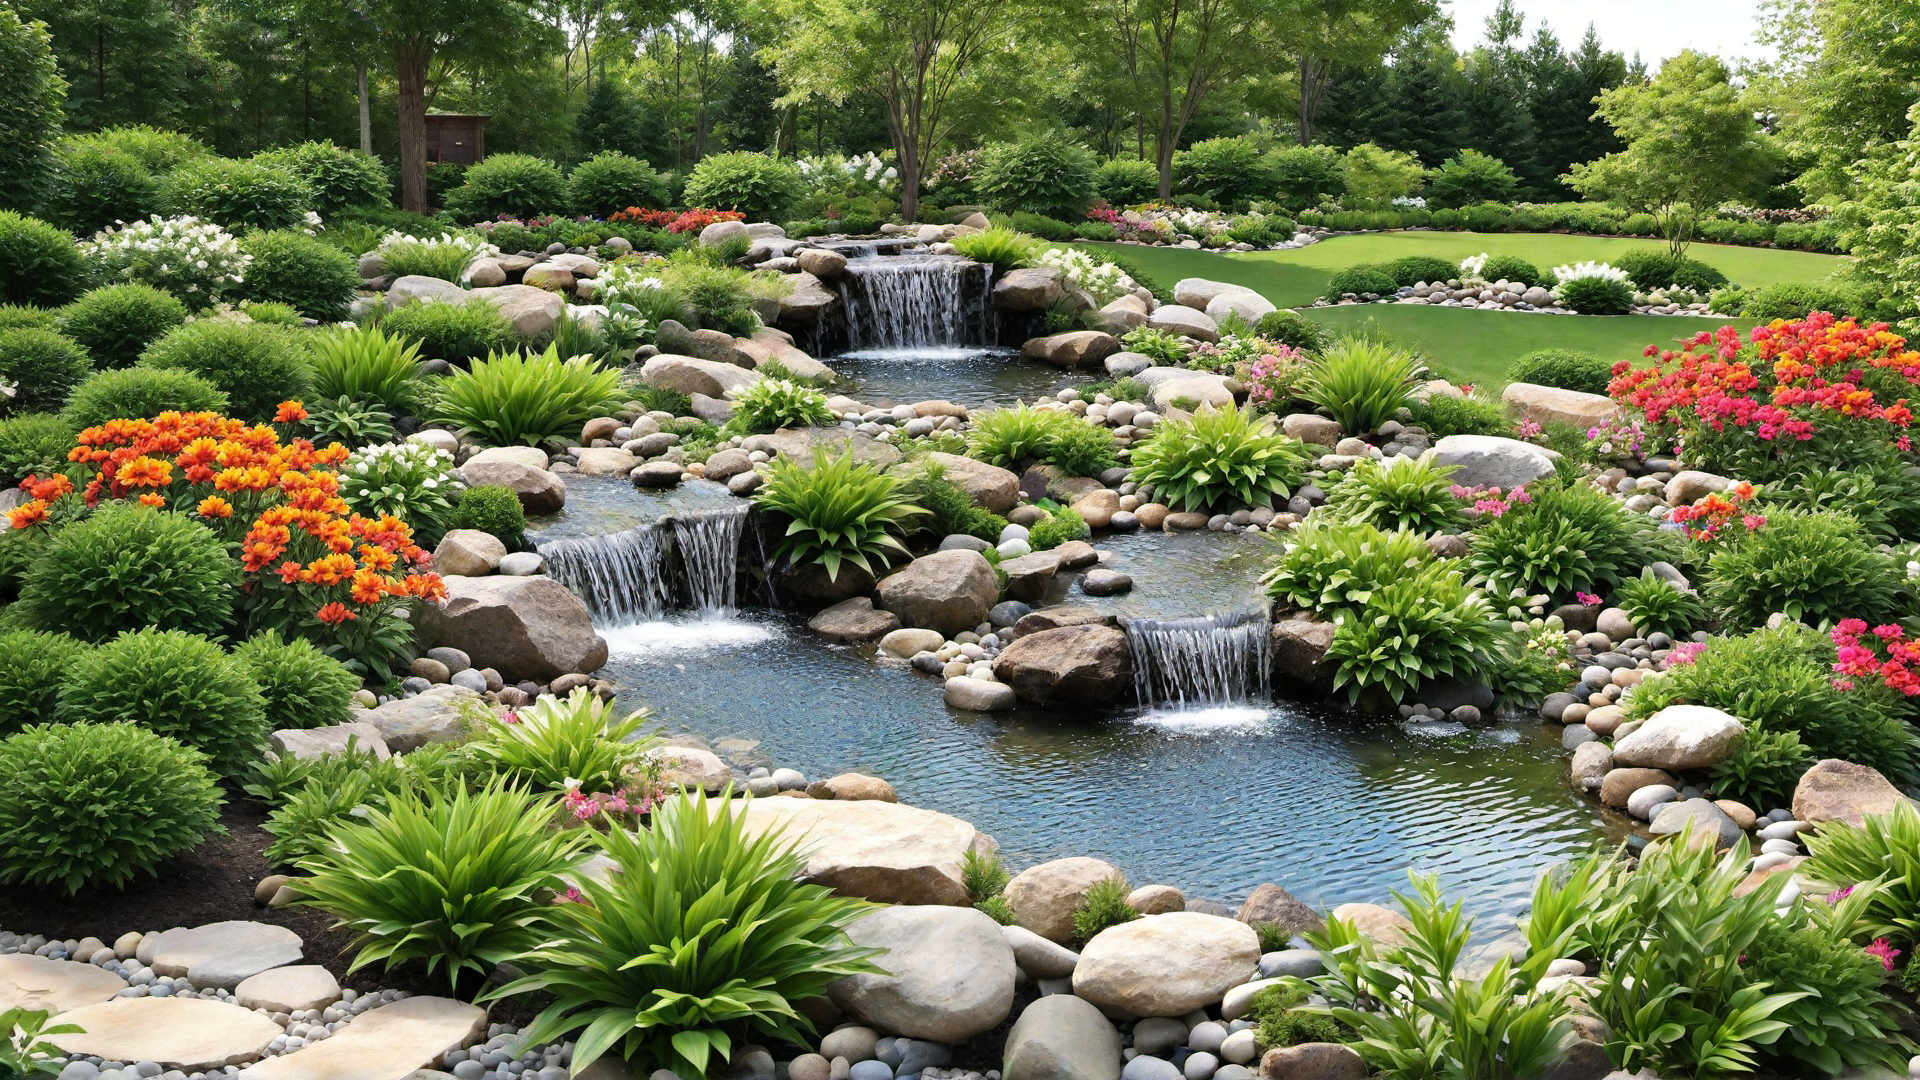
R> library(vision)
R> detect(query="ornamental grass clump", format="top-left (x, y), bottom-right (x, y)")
top-left (0, 722), bottom-right (225, 894)
top-left (949, 227), bottom-right (1044, 273)
top-left (1301, 337), bottom-right (1421, 433)
top-left (489, 790), bottom-right (885, 1079)
top-left (754, 449), bottom-right (926, 582)
top-left (435, 345), bottom-right (624, 447)
top-left (295, 779), bottom-right (591, 992)
top-left (1128, 403), bottom-right (1309, 512)
top-left (1322, 452), bottom-right (1461, 534)
top-left (466, 687), bottom-right (652, 794)
top-left (722, 378), bottom-right (836, 436)
top-left (1803, 802), bottom-right (1920, 947)
top-left (374, 231), bottom-right (497, 282)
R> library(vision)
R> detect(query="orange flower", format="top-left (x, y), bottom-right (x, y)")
top-left (315, 602), bottom-right (357, 624)
top-left (300, 552), bottom-right (358, 586)
top-left (350, 569), bottom-right (388, 605)
top-left (118, 456), bottom-right (173, 488)
top-left (404, 573), bottom-right (448, 601)
top-left (357, 544), bottom-right (399, 572)
top-left (274, 401), bottom-right (309, 423)
top-left (278, 560), bottom-right (303, 584)
top-left (197, 495), bottom-right (234, 519)
top-left (137, 493), bottom-right (165, 507)
top-left (24, 474), bottom-right (73, 501)
top-left (6, 500), bottom-right (48, 529)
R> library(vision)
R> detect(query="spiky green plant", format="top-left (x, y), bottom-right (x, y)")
top-left (948, 226), bottom-right (1044, 273)
top-left (1323, 452), bottom-right (1462, 533)
top-left (435, 345), bottom-right (624, 446)
top-left (308, 324), bottom-right (424, 409)
top-left (1260, 522), bottom-right (1441, 619)
top-left (1614, 573), bottom-right (1709, 638)
top-left (1802, 801), bottom-right (1920, 946)
top-left (1128, 402), bottom-right (1309, 512)
top-left (1301, 336), bottom-right (1422, 433)
top-left (722, 378), bottom-right (836, 436)
top-left (466, 687), bottom-right (653, 793)
top-left (1071, 876), bottom-right (1140, 945)
top-left (754, 448), bottom-right (927, 582)
top-left (968, 402), bottom-right (1061, 468)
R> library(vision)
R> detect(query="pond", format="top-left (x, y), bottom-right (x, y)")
top-left (829, 347), bottom-right (1094, 410)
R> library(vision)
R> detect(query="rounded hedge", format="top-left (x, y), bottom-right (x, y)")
top-left (0, 327), bottom-right (92, 412)
top-left (443, 153), bottom-right (569, 220)
top-left (233, 630), bottom-right (360, 733)
top-left (1173, 137), bottom-right (1278, 209)
top-left (163, 157), bottom-right (315, 232)
top-left (1612, 250), bottom-right (1729, 292)
top-left (138, 319), bottom-right (312, 421)
top-left (1255, 310), bottom-right (1334, 354)
top-left (59, 366), bottom-right (228, 428)
top-left (1734, 281), bottom-right (1858, 321)
top-left (0, 304), bottom-right (59, 331)
top-left (570, 151), bottom-right (669, 217)
top-left (1705, 508), bottom-right (1902, 630)
top-left (1385, 255), bottom-right (1458, 288)
top-left (1555, 275), bottom-right (1634, 315)
top-left (1425, 150), bottom-right (1518, 209)
top-left (45, 136), bottom-right (165, 235)
top-left (1096, 159), bottom-right (1160, 206)
top-left (86, 125), bottom-right (211, 174)
top-left (1480, 254), bottom-right (1544, 288)
top-left (16, 504), bottom-right (238, 642)
top-left (1508, 348), bottom-right (1612, 394)
top-left (58, 283), bottom-right (189, 369)
top-left (975, 137), bottom-right (1098, 220)
top-left (0, 412), bottom-right (76, 486)
top-left (60, 627), bottom-right (267, 776)
top-left (0, 629), bottom-right (89, 735)
top-left (252, 142), bottom-right (389, 217)
top-left (1324, 266), bottom-right (1396, 301)
top-left (0, 211), bottom-right (89, 308)
top-left (381, 299), bottom-right (517, 366)
top-left (238, 230), bottom-right (359, 321)
top-left (0, 721), bottom-right (225, 894)
top-left (448, 484), bottom-right (527, 548)
top-left (681, 152), bottom-right (805, 222)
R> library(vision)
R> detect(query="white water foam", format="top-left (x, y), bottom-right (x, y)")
top-left (600, 615), bottom-right (781, 660)
top-left (1132, 705), bottom-right (1277, 734)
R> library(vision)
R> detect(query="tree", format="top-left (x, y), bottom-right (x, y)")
top-left (0, 7), bottom-right (67, 215)
top-left (1381, 26), bottom-right (1469, 166)
top-left (1758, 0), bottom-right (1920, 199)
top-left (1567, 51), bottom-right (1775, 257)
top-left (17, 0), bottom-right (191, 132)
top-left (575, 77), bottom-right (649, 157)
top-left (1291, 0), bottom-right (1436, 145)
top-left (1832, 102), bottom-right (1920, 331)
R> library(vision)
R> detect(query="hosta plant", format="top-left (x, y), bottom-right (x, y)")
top-left (1128, 403), bottom-right (1309, 512)
top-left (722, 378), bottom-right (836, 436)
top-left (755, 449), bottom-right (927, 582)
top-left (1467, 480), bottom-right (1664, 601)
top-left (435, 345), bottom-right (624, 447)
top-left (466, 687), bottom-right (653, 794)
top-left (1322, 452), bottom-right (1461, 533)
top-left (1301, 337), bottom-right (1421, 433)
top-left (1260, 522), bottom-right (1438, 618)
top-left (489, 791), bottom-right (885, 1078)
top-left (294, 779), bottom-right (590, 991)
top-left (1324, 567), bottom-right (1509, 703)
top-left (1614, 572), bottom-right (1708, 638)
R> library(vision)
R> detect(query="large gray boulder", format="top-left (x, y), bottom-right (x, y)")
top-left (458, 459), bottom-right (566, 515)
top-left (732, 797), bottom-right (998, 905)
top-left (778, 271), bottom-right (839, 325)
top-left (353, 685), bottom-right (484, 752)
top-left (467, 284), bottom-right (565, 340)
top-left (1793, 759), bottom-right (1908, 826)
top-left (1611, 705), bottom-right (1743, 772)
top-left (640, 354), bottom-right (764, 399)
top-left (993, 267), bottom-right (1068, 311)
top-left (414, 575), bottom-right (608, 682)
top-left (876, 550), bottom-right (1000, 636)
top-left (1431, 434), bottom-right (1560, 491)
top-left (1022, 331), bottom-right (1123, 369)
top-left (1270, 618), bottom-right (1335, 688)
top-left (920, 452), bottom-right (1020, 512)
top-left (827, 906), bottom-right (1017, 1044)
top-left (386, 275), bottom-right (467, 308)
top-left (992, 625), bottom-right (1133, 707)
top-left (1145, 305), bottom-right (1218, 342)
top-left (1002, 995), bottom-right (1122, 1080)
top-left (1203, 289), bottom-right (1275, 323)
top-left (1072, 912), bottom-right (1260, 1017)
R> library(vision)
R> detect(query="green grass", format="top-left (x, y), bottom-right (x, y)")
top-left (1069, 243), bottom-right (1328, 307)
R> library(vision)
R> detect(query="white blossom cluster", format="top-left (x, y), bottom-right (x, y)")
top-left (799, 152), bottom-right (900, 193)
top-left (599, 261), bottom-right (669, 307)
top-left (1037, 246), bottom-right (1138, 305)
top-left (376, 231), bottom-right (500, 276)
top-left (1551, 260), bottom-right (1629, 284)
top-left (1458, 252), bottom-right (1488, 281)
top-left (85, 215), bottom-right (251, 303)
top-left (340, 440), bottom-right (459, 522)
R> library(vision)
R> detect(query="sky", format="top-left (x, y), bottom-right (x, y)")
top-left (1445, 0), bottom-right (1768, 66)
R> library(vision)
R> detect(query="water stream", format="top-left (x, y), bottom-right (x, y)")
top-left (839, 255), bottom-right (994, 351)
top-left (1124, 608), bottom-right (1274, 709)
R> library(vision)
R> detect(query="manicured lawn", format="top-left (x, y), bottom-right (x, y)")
top-left (1070, 243), bottom-right (1329, 308)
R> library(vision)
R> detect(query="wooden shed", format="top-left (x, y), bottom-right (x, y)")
top-left (425, 114), bottom-right (488, 165)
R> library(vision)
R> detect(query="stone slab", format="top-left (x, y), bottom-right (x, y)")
top-left (50, 998), bottom-right (283, 1070)
top-left (0, 954), bottom-right (128, 1015)
top-left (240, 996), bottom-right (488, 1080)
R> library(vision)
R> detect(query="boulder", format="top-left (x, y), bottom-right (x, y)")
top-left (465, 445), bottom-right (548, 470)
top-left (1570, 741), bottom-right (1613, 790)
top-left (431, 528), bottom-right (506, 576)
top-left (1023, 331), bottom-right (1123, 369)
top-left (1257, 1044), bottom-right (1365, 1080)
top-left (1665, 470), bottom-right (1732, 507)
top-left (1097, 297), bottom-right (1150, 334)
top-left (993, 267), bottom-right (1067, 311)
top-left (0, 954), bottom-right (127, 1015)
top-left (1330, 903), bottom-right (1412, 946)
top-left (1269, 618), bottom-right (1335, 688)
top-left (778, 271), bottom-right (840, 325)
top-left (1150, 374), bottom-right (1234, 411)
top-left (945, 676), bottom-right (1018, 712)
top-left (1012, 607), bottom-right (1116, 634)
top-left (573, 447), bottom-right (640, 476)
top-left (1648, 798), bottom-right (1743, 849)
top-left (352, 685), bottom-right (484, 752)
top-left (1000, 551), bottom-right (1063, 603)
top-left (1431, 434), bottom-right (1561, 491)
top-left (880, 627), bottom-right (947, 658)
top-left (1501, 383), bottom-right (1621, 430)
top-left (238, 996), bottom-right (487, 1080)
top-left (51, 998), bottom-right (282, 1071)
top-left (1072, 912), bottom-right (1261, 1017)
top-left (732, 797), bottom-right (998, 905)
top-left (816, 773), bottom-right (898, 802)
top-left (1173, 278), bottom-right (1253, 311)
top-left (1280, 414), bottom-right (1342, 446)
top-left (1792, 759), bottom-right (1908, 826)
top-left (1235, 884), bottom-right (1324, 938)
top-left (467, 284), bottom-right (565, 340)
top-left (463, 258), bottom-right (506, 287)
top-left (1002, 925), bottom-right (1082, 980)
top-left (1071, 489), bottom-right (1120, 528)
top-left (1203, 290), bottom-right (1275, 324)
top-left (458, 459), bottom-right (566, 515)
top-left (1145, 305), bottom-right (1218, 342)
top-left (267, 722), bottom-right (390, 761)
top-left (921, 452), bottom-right (1020, 512)
top-left (646, 745), bottom-right (732, 791)
top-left (993, 625), bottom-right (1133, 707)
top-left (1002, 994), bottom-right (1122, 1080)
top-left (1127, 885), bottom-right (1186, 915)
top-left (796, 248), bottom-right (850, 278)
top-left (640, 353), bottom-right (764, 399)
top-left (1005, 857), bottom-right (1128, 944)
top-left (522, 264), bottom-right (575, 292)
top-left (876, 550), bottom-right (1001, 636)
top-left (701, 220), bottom-right (751, 247)
top-left (1599, 767), bottom-right (1677, 808)
top-left (414, 575), bottom-right (608, 682)
top-left (386, 275), bottom-right (467, 308)
top-left (827, 906), bottom-right (1017, 1044)
top-left (1611, 705), bottom-right (1744, 771)
top-left (809, 597), bottom-right (901, 645)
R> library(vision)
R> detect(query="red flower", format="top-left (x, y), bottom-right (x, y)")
top-left (315, 602), bottom-right (357, 625)
top-left (274, 401), bottom-right (309, 423)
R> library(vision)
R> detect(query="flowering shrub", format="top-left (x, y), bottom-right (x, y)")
top-left (9, 409), bottom-right (444, 680)
top-left (1832, 619), bottom-right (1920, 696)
top-left (1458, 252), bottom-right (1488, 282)
top-left (1238, 342), bottom-right (1312, 411)
top-left (606, 207), bottom-right (744, 234)
top-left (1667, 480), bottom-right (1761, 541)
top-left (1035, 246), bottom-right (1137, 305)
top-left (1584, 416), bottom-right (1649, 463)
top-left (339, 441), bottom-right (459, 545)
top-left (85, 215), bottom-right (250, 305)
top-left (798, 152), bottom-right (899, 195)
top-left (1610, 315), bottom-right (1920, 480)
top-left (1451, 483), bottom-right (1532, 519)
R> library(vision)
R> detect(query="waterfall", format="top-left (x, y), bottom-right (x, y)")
top-left (839, 255), bottom-right (993, 351)
top-left (1122, 608), bottom-right (1273, 708)
top-left (539, 505), bottom-right (751, 623)
top-left (671, 505), bottom-right (749, 614)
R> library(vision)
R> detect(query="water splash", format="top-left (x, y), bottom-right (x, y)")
top-left (671, 504), bottom-right (750, 614)
top-left (540, 504), bottom-right (751, 623)
top-left (1122, 607), bottom-right (1273, 708)
top-left (839, 255), bottom-right (993, 350)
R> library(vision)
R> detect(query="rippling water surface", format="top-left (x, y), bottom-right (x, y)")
top-left (829, 347), bottom-right (1093, 409)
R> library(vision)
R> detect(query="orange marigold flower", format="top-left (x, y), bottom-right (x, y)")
top-left (301, 552), bottom-right (358, 586)
top-left (137, 492), bottom-right (165, 507)
top-left (6, 500), bottom-right (48, 529)
top-left (315, 602), bottom-right (357, 625)
top-left (197, 495), bottom-right (234, 519)
top-left (404, 573), bottom-right (448, 601)
top-left (242, 541), bottom-right (287, 572)
top-left (118, 456), bottom-right (173, 488)
top-left (350, 569), bottom-right (388, 605)
top-left (278, 560), bottom-right (303, 584)
top-left (357, 544), bottom-right (398, 571)
top-left (24, 474), bottom-right (73, 501)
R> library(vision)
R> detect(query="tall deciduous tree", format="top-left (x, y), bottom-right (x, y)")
top-left (1291, 0), bottom-right (1435, 145)
top-left (1757, 0), bottom-right (1920, 199)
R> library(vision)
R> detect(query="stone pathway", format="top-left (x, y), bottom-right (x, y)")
top-left (48, 998), bottom-right (284, 1071)
top-left (0, 954), bottom-right (127, 1014)
top-left (239, 996), bottom-right (488, 1080)
top-left (138, 921), bottom-right (305, 989)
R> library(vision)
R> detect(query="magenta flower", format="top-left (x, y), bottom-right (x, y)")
top-left (1826, 885), bottom-right (1855, 904)
top-left (1866, 938), bottom-right (1900, 971)
top-left (1577, 592), bottom-right (1603, 607)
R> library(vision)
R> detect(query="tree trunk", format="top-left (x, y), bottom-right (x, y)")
top-left (358, 63), bottom-right (372, 155)
top-left (397, 44), bottom-right (430, 214)
top-left (883, 76), bottom-right (921, 222)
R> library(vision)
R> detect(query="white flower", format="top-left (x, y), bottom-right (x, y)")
top-left (1552, 260), bottom-right (1628, 284)
top-left (1459, 253), bottom-right (1488, 279)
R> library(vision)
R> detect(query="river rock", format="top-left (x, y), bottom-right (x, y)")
top-left (827, 906), bottom-right (1016, 1044)
top-left (810, 597), bottom-right (901, 644)
top-left (992, 625), bottom-right (1133, 707)
top-left (1501, 383), bottom-right (1620, 430)
top-left (1257, 1044), bottom-right (1364, 1080)
top-left (916, 454), bottom-right (1019, 512)
top-left (268, 721), bottom-right (390, 761)
top-left (733, 797), bottom-right (997, 905)
top-left (880, 627), bottom-right (947, 658)
top-left (1072, 912), bottom-right (1260, 1017)
top-left (351, 685), bottom-right (483, 752)
top-left (1792, 759), bottom-right (1908, 825)
top-left (468, 284), bottom-right (564, 340)
top-left (1002, 925), bottom-right (1081, 980)
top-left (1570, 741), bottom-right (1613, 790)
top-left (458, 459), bottom-right (566, 515)
top-left (1611, 705), bottom-right (1743, 771)
top-left (877, 550), bottom-right (1000, 636)
top-left (0, 954), bottom-right (127, 1014)
top-left (1430, 435), bottom-right (1559, 490)
top-left (1235, 884), bottom-right (1324, 937)
top-left (1648, 798), bottom-right (1743, 849)
top-left (415, 575), bottom-right (608, 682)
top-left (1127, 885), bottom-right (1186, 915)
top-left (385, 275), bottom-right (466, 308)
top-left (1002, 994), bottom-right (1121, 1080)
top-left (1280, 414), bottom-right (1342, 446)
top-left (1145, 305), bottom-right (1218, 342)
top-left (1665, 470), bottom-right (1731, 506)
top-left (993, 268), bottom-right (1067, 311)
top-left (234, 965), bottom-right (340, 1013)
top-left (1006, 857), bottom-right (1128, 944)
top-left (945, 676), bottom-right (1017, 712)
top-left (1329, 904), bottom-right (1412, 946)
top-left (239, 996), bottom-right (488, 1080)
top-left (797, 248), bottom-right (850, 278)
top-left (1599, 767), bottom-right (1677, 808)
top-left (640, 353), bottom-right (763, 398)
top-left (1269, 618), bottom-right (1335, 687)
top-left (1023, 331), bottom-right (1123, 369)
top-left (431, 529), bottom-right (506, 576)
top-left (574, 447), bottom-right (640, 476)
top-left (53, 998), bottom-right (283, 1071)
top-left (816, 773), bottom-right (898, 801)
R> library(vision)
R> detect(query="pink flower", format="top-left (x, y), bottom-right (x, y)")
top-left (1577, 592), bottom-right (1603, 607)
top-left (555, 886), bottom-right (585, 905)
top-left (1669, 642), bottom-right (1707, 666)
top-left (1826, 885), bottom-right (1856, 903)
top-left (1867, 938), bottom-right (1901, 971)
top-left (1742, 514), bottom-right (1766, 531)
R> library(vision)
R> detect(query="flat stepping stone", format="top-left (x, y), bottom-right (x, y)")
top-left (239, 996), bottom-right (487, 1080)
top-left (0, 953), bottom-right (128, 1014)
top-left (235, 965), bottom-right (341, 1013)
top-left (138, 921), bottom-right (303, 984)
top-left (49, 998), bottom-right (282, 1070)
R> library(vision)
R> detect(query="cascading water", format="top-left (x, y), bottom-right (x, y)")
top-left (539, 505), bottom-right (751, 623)
top-left (670, 504), bottom-right (750, 614)
top-left (1122, 607), bottom-right (1273, 709)
top-left (839, 255), bottom-right (994, 351)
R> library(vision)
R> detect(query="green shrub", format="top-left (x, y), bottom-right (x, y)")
top-left (60, 627), bottom-right (268, 775)
top-left (0, 413), bottom-right (73, 486)
top-left (295, 778), bottom-right (589, 991)
top-left (15, 504), bottom-right (237, 641)
top-left (681, 152), bottom-right (804, 222)
top-left (962, 849), bottom-right (1010, 903)
top-left (0, 7), bottom-right (62, 214)
top-left (1554, 274), bottom-right (1634, 315)
top-left (1743, 886), bottom-right (1915, 1075)
top-left (0, 304), bottom-right (58, 331)
top-left (0, 629), bottom-right (88, 735)
top-left (968, 402), bottom-right (1059, 468)
top-left (1006, 212), bottom-right (1075, 242)
top-left (1385, 255), bottom-right (1458, 288)
top-left (1752, 461), bottom-right (1920, 545)
top-left (138, 319), bottom-right (312, 421)
top-left (86, 125), bottom-right (210, 174)
top-left (1408, 392), bottom-right (1511, 438)
top-left (1302, 337), bottom-right (1420, 432)
top-left (443, 153), bottom-right (569, 221)
top-left (1709, 726), bottom-right (1813, 809)
top-left (1046, 417), bottom-right (1118, 476)
top-left (755, 448), bottom-right (925, 581)
top-left (723, 378), bottom-right (835, 436)
top-left (308, 324), bottom-right (421, 408)
top-left (1507, 348), bottom-right (1612, 394)
top-left (256, 743), bottom-right (470, 865)
top-left (380, 298), bottom-right (518, 367)
top-left (1614, 573), bottom-right (1708, 638)
top-left (435, 345), bottom-right (623, 446)
top-left (1612, 250), bottom-right (1729, 292)
top-left (252, 142), bottom-right (389, 217)
top-left (1071, 876), bottom-right (1139, 945)
top-left (949, 227), bottom-right (1043, 273)
top-left (1121, 326), bottom-right (1189, 365)
top-left (1173, 137), bottom-right (1277, 209)
top-left (1733, 281), bottom-right (1859, 320)
top-left (1269, 146), bottom-right (1346, 211)
top-left (976, 136), bottom-right (1098, 219)
top-left (1704, 509), bottom-right (1901, 629)
top-left (1096, 159), bottom-right (1160, 205)
top-left (1323, 265), bottom-right (1396, 301)
top-left (1468, 479), bottom-right (1664, 600)
top-left (0, 212), bottom-right (88, 307)
top-left (57, 284), bottom-right (188, 370)
top-left (164, 157), bottom-right (313, 232)
top-left (233, 630), bottom-right (360, 733)
top-left (373, 231), bottom-right (492, 282)
top-left (898, 463), bottom-right (1006, 543)
top-left (0, 721), bottom-right (224, 894)
top-left (1480, 254), bottom-right (1544, 287)
top-left (1255, 310), bottom-right (1334, 354)
top-left (1803, 802), bottom-right (1920, 946)
top-left (655, 255), bottom-right (784, 336)
top-left (1261, 522), bottom-right (1437, 618)
top-left (450, 485), bottom-right (529, 544)
top-left (59, 366), bottom-right (227, 428)
top-left (1424, 150), bottom-right (1519, 208)
top-left (570, 151), bottom-right (669, 216)
top-left (491, 791), bottom-right (884, 1079)
top-left (238, 230), bottom-right (359, 321)
top-left (465, 688), bottom-right (649, 793)
top-left (1029, 504), bottom-right (1091, 550)
top-left (0, 329), bottom-right (90, 414)
top-left (1326, 566), bottom-right (1509, 704)
top-left (1324, 453), bottom-right (1461, 533)
top-left (1130, 402), bottom-right (1309, 512)
top-left (1250, 985), bottom-right (1343, 1050)
top-left (45, 135), bottom-right (164, 234)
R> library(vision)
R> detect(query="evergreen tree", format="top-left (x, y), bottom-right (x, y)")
top-left (1314, 62), bottom-right (1392, 150)
top-left (0, 6), bottom-right (66, 214)
top-left (18, 0), bottom-right (191, 132)
top-left (576, 78), bottom-right (649, 157)
top-left (1459, 0), bottom-right (1544, 198)
top-left (1382, 27), bottom-right (1468, 166)
top-left (1563, 26), bottom-right (1630, 173)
